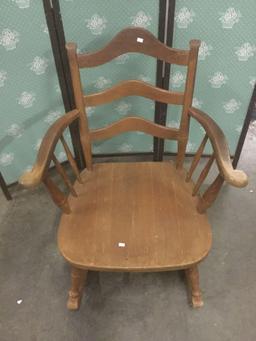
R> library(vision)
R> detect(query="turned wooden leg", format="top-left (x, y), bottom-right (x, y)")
top-left (185, 265), bottom-right (204, 308)
top-left (67, 266), bottom-right (87, 310)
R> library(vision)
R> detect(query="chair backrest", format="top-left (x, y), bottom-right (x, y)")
top-left (66, 27), bottom-right (200, 170)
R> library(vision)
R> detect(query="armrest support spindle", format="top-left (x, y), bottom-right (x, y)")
top-left (52, 154), bottom-right (77, 197)
top-left (60, 135), bottom-right (83, 184)
top-left (188, 107), bottom-right (248, 188)
top-left (192, 154), bottom-right (215, 196)
top-left (186, 134), bottom-right (208, 182)
top-left (197, 174), bottom-right (224, 213)
top-left (19, 109), bottom-right (80, 188)
top-left (43, 175), bottom-right (71, 214)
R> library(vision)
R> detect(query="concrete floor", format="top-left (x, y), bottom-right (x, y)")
top-left (0, 126), bottom-right (255, 341)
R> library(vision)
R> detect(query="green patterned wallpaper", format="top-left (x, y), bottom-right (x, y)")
top-left (60, 0), bottom-right (159, 156)
top-left (0, 0), bottom-right (255, 184)
top-left (166, 0), bottom-right (256, 153)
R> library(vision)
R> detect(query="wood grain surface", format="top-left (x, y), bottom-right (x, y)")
top-left (58, 162), bottom-right (212, 271)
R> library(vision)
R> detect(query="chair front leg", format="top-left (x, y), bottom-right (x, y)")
top-left (67, 266), bottom-right (88, 310)
top-left (185, 265), bottom-right (204, 308)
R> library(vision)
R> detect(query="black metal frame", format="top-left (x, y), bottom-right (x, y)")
top-left (153, 0), bottom-right (167, 161)
top-left (42, 0), bottom-right (85, 169)
top-left (153, 0), bottom-right (176, 161)
top-left (233, 84), bottom-right (256, 168)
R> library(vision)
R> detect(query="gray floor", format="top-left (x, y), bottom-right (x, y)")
top-left (1, 125), bottom-right (255, 341)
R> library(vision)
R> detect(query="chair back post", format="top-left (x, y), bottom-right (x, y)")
top-left (176, 40), bottom-right (200, 169)
top-left (66, 43), bottom-right (93, 170)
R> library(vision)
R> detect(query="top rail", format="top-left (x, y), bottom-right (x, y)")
top-left (75, 27), bottom-right (190, 68)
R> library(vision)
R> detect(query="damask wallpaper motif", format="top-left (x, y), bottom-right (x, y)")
top-left (165, 0), bottom-right (256, 153)
top-left (0, 0), bottom-right (255, 184)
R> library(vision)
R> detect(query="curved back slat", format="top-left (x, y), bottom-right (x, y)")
top-left (76, 27), bottom-right (189, 68)
top-left (84, 80), bottom-right (184, 107)
top-left (90, 116), bottom-right (179, 141)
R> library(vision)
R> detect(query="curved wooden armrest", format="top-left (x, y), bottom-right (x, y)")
top-left (19, 109), bottom-right (80, 188)
top-left (188, 107), bottom-right (248, 188)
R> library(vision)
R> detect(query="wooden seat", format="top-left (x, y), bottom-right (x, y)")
top-left (20, 27), bottom-right (247, 311)
top-left (58, 162), bottom-right (212, 271)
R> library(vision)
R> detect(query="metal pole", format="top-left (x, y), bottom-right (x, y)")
top-left (153, 0), bottom-right (167, 161)
top-left (153, 0), bottom-right (176, 161)
top-left (233, 84), bottom-right (256, 168)
top-left (42, 0), bottom-right (85, 169)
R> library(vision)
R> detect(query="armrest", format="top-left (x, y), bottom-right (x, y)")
top-left (188, 107), bottom-right (248, 188)
top-left (19, 109), bottom-right (80, 188)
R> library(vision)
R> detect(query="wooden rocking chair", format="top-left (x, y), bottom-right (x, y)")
top-left (20, 28), bottom-right (248, 310)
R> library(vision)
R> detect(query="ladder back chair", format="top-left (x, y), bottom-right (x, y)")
top-left (20, 27), bottom-right (248, 310)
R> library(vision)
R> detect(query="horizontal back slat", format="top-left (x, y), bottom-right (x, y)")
top-left (84, 80), bottom-right (184, 107)
top-left (90, 116), bottom-right (179, 141)
top-left (76, 27), bottom-right (189, 68)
